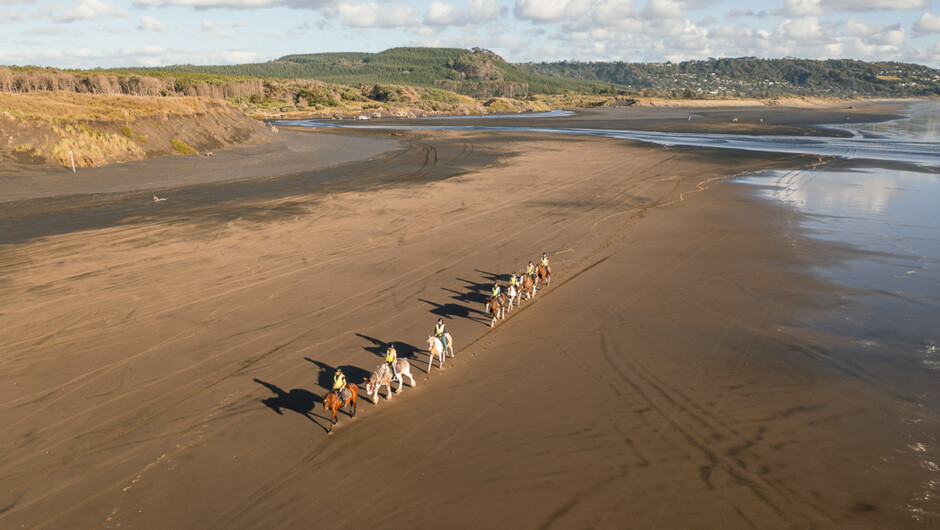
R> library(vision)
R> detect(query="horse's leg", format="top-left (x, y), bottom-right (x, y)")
top-left (350, 398), bottom-right (357, 418)
top-left (427, 352), bottom-right (433, 373)
top-left (386, 382), bottom-right (392, 400)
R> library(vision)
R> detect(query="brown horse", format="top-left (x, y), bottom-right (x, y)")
top-left (521, 273), bottom-right (536, 300)
top-left (323, 384), bottom-right (358, 433)
top-left (537, 263), bottom-right (552, 288)
top-left (484, 293), bottom-right (507, 327)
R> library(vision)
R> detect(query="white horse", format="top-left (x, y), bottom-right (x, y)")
top-left (365, 359), bottom-right (415, 403)
top-left (505, 283), bottom-right (520, 310)
top-left (442, 332), bottom-right (455, 357)
top-left (426, 335), bottom-right (447, 372)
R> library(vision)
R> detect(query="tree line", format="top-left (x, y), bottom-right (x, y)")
top-left (519, 57), bottom-right (940, 98)
top-left (0, 66), bottom-right (265, 98)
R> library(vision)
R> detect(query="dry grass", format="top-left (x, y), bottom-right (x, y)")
top-left (48, 123), bottom-right (144, 167)
top-left (0, 91), bottom-right (214, 123)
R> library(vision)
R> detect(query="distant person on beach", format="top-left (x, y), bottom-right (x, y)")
top-left (333, 368), bottom-right (346, 398)
top-left (491, 282), bottom-right (501, 299)
top-left (433, 318), bottom-right (448, 351)
top-left (526, 261), bottom-right (535, 277)
top-left (509, 272), bottom-right (518, 287)
top-left (540, 253), bottom-right (549, 267)
top-left (385, 344), bottom-right (399, 382)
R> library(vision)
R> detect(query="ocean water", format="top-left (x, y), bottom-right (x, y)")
top-left (286, 108), bottom-right (940, 166)
top-left (736, 104), bottom-right (940, 381)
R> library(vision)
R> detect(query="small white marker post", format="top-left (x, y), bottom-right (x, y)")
top-left (69, 150), bottom-right (76, 173)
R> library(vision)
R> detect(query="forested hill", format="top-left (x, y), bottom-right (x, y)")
top-left (134, 47), bottom-right (606, 99)
top-left (519, 57), bottom-right (940, 98)
top-left (6, 48), bottom-right (940, 102)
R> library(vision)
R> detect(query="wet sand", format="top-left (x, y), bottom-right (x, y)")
top-left (0, 129), bottom-right (401, 203)
top-left (2, 105), bottom-right (938, 528)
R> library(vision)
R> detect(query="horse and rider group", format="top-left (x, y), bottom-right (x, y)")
top-left (323, 253), bottom-right (553, 432)
top-left (484, 252), bottom-right (552, 327)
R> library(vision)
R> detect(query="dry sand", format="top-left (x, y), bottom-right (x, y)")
top-left (2, 106), bottom-right (938, 528)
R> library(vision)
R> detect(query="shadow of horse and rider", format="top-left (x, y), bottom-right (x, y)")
top-left (254, 268), bottom-right (521, 432)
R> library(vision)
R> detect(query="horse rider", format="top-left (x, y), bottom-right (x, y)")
top-left (526, 260), bottom-right (536, 278)
top-left (333, 368), bottom-right (347, 400)
top-left (491, 281), bottom-right (501, 300)
top-left (433, 318), bottom-right (449, 351)
top-left (509, 271), bottom-right (518, 288)
top-left (385, 343), bottom-right (399, 382)
top-left (540, 252), bottom-right (549, 268)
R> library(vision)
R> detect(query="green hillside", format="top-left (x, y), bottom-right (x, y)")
top-left (119, 47), bottom-right (607, 98)
top-left (520, 57), bottom-right (940, 98)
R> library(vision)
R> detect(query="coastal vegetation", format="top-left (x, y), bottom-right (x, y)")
top-left (3, 47), bottom-right (940, 169)
top-left (170, 138), bottom-right (197, 155)
top-left (520, 57), bottom-right (940, 98)
top-left (4, 49), bottom-right (938, 121)
top-left (1, 92), bottom-right (268, 168)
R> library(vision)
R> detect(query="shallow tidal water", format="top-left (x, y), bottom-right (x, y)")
top-left (736, 104), bottom-right (940, 392)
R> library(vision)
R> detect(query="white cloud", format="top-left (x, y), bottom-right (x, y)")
top-left (265, 20), bottom-right (310, 39)
top-left (642, 0), bottom-right (686, 20)
top-left (59, 0), bottom-right (127, 22)
top-left (514, 0), bottom-right (591, 24)
top-left (426, 0), bottom-right (506, 26)
top-left (335, 2), bottom-right (419, 28)
top-left (875, 24), bottom-right (905, 46)
top-left (132, 0), bottom-right (277, 7)
top-left (844, 19), bottom-right (904, 46)
top-left (708, 24), bottom-right (737, 40)
top-left (470, 0), bottom-right (505, 20)
top-left (774, 17), bottom-right (824, 43)
top-left (2, 8), bottom-right (24, 21)
top-left (726, 8), bottom-right (770, 21)
top-left (426, 1), bottom-right (460, 25)
top-left (594, 0), bottom-right (636, 21)
top-left (914, 13), bottom-right (940, 35)
top-left (137, 15), bottom-right (166, 31)
top-left (845, 18), bottom-right (869, 36)
top-left (779, 0), bottom-right (824, 17)
top-left (201, 19), bottom-right (245, 36)
top-left (824, 0), bottom-right (926, 11)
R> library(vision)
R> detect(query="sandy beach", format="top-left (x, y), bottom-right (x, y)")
top-left (2, 105), bottom-right (938, 528)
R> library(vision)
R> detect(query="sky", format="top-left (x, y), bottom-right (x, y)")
top-left (2, 0), bottom-right (940, 69)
